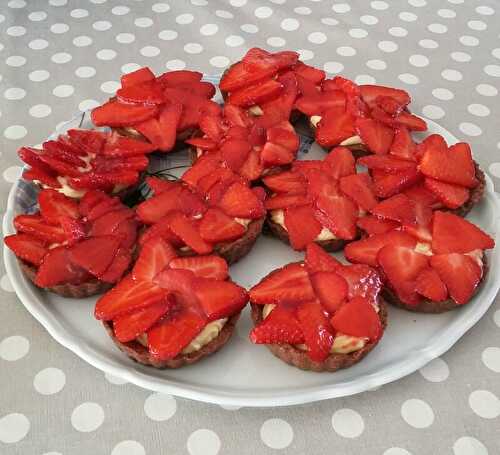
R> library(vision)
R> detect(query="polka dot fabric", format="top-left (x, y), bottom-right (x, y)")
top-left (1, 0), bottom-right (499, 454)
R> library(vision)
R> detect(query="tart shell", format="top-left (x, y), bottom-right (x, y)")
top-left (250, 301), bottom-right (388, 372)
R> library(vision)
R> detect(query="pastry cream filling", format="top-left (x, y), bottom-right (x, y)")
top-left (248, 105), bottom-right (263, 116)
top-left (262, 304), bottom-right (368, 354)
top-left (414, 242), bottom-right (484, 268)
top-left (309, 116), bottom-right (363, 147)
top-left (136, 318), bottom-right (228, 354)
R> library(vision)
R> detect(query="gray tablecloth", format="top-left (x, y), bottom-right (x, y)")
top-left (1, 1), bottom-right (500, 454)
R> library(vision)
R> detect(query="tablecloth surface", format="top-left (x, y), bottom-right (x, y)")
top-left (1, 1), bottom-right (500, 454)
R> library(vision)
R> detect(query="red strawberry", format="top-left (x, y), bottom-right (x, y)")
top-left (305, 243), bottom-right (342, 273)
top-left (377, 244), bottom-right (429, 306)
top-left (356, 118), bottom-right (394, 155)
top-left (18, 147), bottom-right (57, 176)
top-left (70, 235), bottom-right (121, 277)
top-left (390, 127), bottom-right (416, 161)
top-left (78, 190), bottom-right (109, 217)
top-left (101, 131), bottom-right (156, 157)
top-left (323, 146), bottom-right (356, 179)
top-left (38, 189), bottom-right (79, 224)
top-left (138, 217), bottom-right (182, 248)
top-left (395, 112), bottom-right (427, 131)
top-left (265, 193), bottom-right (311, 210)
top-left (415, 134), bottom-right (447, 162)
top-left (220, 139), bottom-right (251, 171)
top-left (356, 216), bottom-right (400, 236)
top-left (345, 230), bottom-right (416, 267)
top-left (249, 262), bottom-right (315, 304)
top-left (169, 255), bottom-right (228, 281)
top-left (295, 91), bottom-right (346, 116)
top-left (336, 264), bottom-right (382, 304)
top-left (42, 140), bottom-right (87, 167)
top-left (296, 300), bottom-right (334, 362)
top-left (4, 233), bottom-right (47, 266)
top-left (35, 246), bottom-right (90, 287)
top-left (68, 171), bottom-right (139, 191)
top-left (185, 137), bottom-right (217, 150)
top-left (316, 108), bottom-right (356, 148)
top-left (293, 62), bottom-right (325, 83)
top-left (66, 129), bottom-right (107, 155)
top-left (262, 171), bottom-right (306, 194)
top-left (92, 155), bottom-right (149, 173)
top-left (415, 268), bottom-right (448, 302)
top-left (14, 214), bottom-right (66, 244)
top-left (260, 142), bottom-right (295, 167)
top-left (284, 204), bottom-right (323, 250)
top-left (401, 199), bottom-right (433, 243)
top-left (120, 66), bottom-right (155, 88)
top-left (332, 76), bottom-right (360, 97)
top-left (218, 182), bottom-right (265, 219)
top-left (403, 183), bottom-right (441, 209)
top-left (133, 237), bottom-right (177, 281)
top-left (146, 176), bottom-right (177, 195)
top-left (85, 196), bottom-right (123, 221)
top-left (432, 211), bottom-right (495, 254)
top-left (22, 167), bottom-right (61, 189)
top-left (267, 124), bottom-right (300, 152)
top-left (371, 194), bottom-right (416, 224)
top-left (310, 271), bottom-right (348, 313)
top-left (358, 155), bottom-right (417, 172)
top-left (60, 217), bottom-right (87, 244)
top-left (157, 70), bottom-right (203, 86)
top-left (259, 71), bottom-right (298, 127)
top-left (339, 173), bottom-right (378, 211)
top-left (91, 100), bottom-right (158, 127)
top-left (330, 296), bottom-right (382, 341)
top-left (178, 188), bottom-right (207, 218)
top-left (424, 178), bottom-right (470, 209)
top-left (376, 96), bottom-right (406, 116)
top-left (116, 81), bottom-right (164, 105)
top-left (99, 248), bottom-right (133, 283)
top-left (296, 74), bottom-right (320, 97)
top-left (250, 305), bottom-right (304, 344)
top-left (359, 85), bottom-right (410, 109)
top-left (37, 154), bottom-right (81, 177)
top-left (182, 154), bottom-right (221, 188)
top-left (199, 115), bottom-right (224, 142)
top-left (315, 193), bottom-right (358, 240)
top-left (198, 208), bottom-right (245, 243)
top-left (228, 79), bottom-right (283, 107)
top-left (136, 185), bottom-right (183, 224)
top-left (113, 297), bottom-right (174, 343)
top-left (165, 212), bottom-right (212, 254)
top-left (371, 167), bottom-right (421, 198)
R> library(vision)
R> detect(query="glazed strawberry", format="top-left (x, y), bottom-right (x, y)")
top-left (423, 178), bottom-right (470, 209)
top-left (92, 100), bottom-right (159, 127)
top-left (14, 214), bottom-right (67, 244)
top-left (356, 118), bottom-right (394, 155)
top-left (339, 173), bottom-right (378, 211)
top-left (335, 264), bottom-right (382, 304)
top-left (371, 167), bottom-right (421, 198)
top-left (322, 146), bottom-right (356, 179)
top-left (120, 66), bottom-right (155, 88)
top-left (310, 272), bottom-right (348, 313)
top-left (358, 155), bottom-right (417, 172)
top-left (228, 78), bottom-right (284, 107)
top-left (394, 111), bottom-right (427, 131)
top-left (166, 212), bottom-right (212, 254)
top-left (262, 171), bottom-right (306, 195)
top-left (157, 69), bottom-right (203, 86)
top-left (69, 236), bottom-right (122, 278)
top-left (35, 246), bottom-right (90, 287)
top-left (116, 81), bottom-right (164, 105)
top-left (305, 242), bottom-right (342, 273)
top-left (389, 127), bottom-right (416, 161)
top-left (22, 167), bottom-right (61, 189)
top-left (359, 85), bottom-right (411, 109)
top-left (220, 139), bottom-right (251, 171)
top-left (198, 208), bottom-right (246, 243)
top-left (260, 142), bottom-right (295, 166)
top-left (250, 305), bottom-right (304, 344)
top-left (295, 91), bottom-right (346, 116)
top-left (316, 109), bottom-right (356, 147)
top-left (315, 192), bottom-right (358, 239)
top-left (133, 237), bottom-right (177, 281)
top-left (218, 182), bottom-right (265, 219)
top-left (284, 205), bottom-right (323, 250)
top-left (169, 256), bottom-right (228, 281)
top-left (371, 194), bottom-right (417, 225)
top-left (414, 268), bottom-right (448, 302)
top-left (356, 216), bottom-right (400, 236)
top-left (4, 233), bottom-right (47, 266)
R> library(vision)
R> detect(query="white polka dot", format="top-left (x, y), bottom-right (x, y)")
top-left (187, 429), bottom-right (220, 455)
top-left (111, 5), bottom-right (130, 15)
top-left (111, 440), bottom-right (146, 455)
top-left (419, 39), bottom-right (438, 49)
top-left (422, 105), bottom-right (444, 119)
top-left (191, 0), bottom-right (208, 5)
top-left (459, 122), bottom-right (482, 136)
top-left (215, 10), bottom-right (233, 19)
top-left (140, 46), bottom-right (160, 57)
top-left (432, 88), bottom-right (454, 100)
top-left (230, 0), bottom-right (246, 6)
top-left (255, 6), bottom-right (273, 18)
top-left (100, 81), bottom-right (120, 94)
top-left (295, 6), bottom-right (311, 15)
top-left (260, 418), bottom-right (294, 449)
top-left (97, 49), bottom-right (117, 60)
top-left (104, 372), bottom-right (128, 385)
top-left (30, 70), bottom-right (51, 83)
top-left (152, 0), bottom-right (170, 11)
top-left (52, 84), bottom-right (74, 98)
top-left (332, 409), bottom-right (365, 438)
top-left (73, 35), bottom-right (92, 47)
top-left (419, 357), bottom-right (449, 381)
top-left (337, 46), bottom-right (356, 56)
top-left (71, 403), bottom-right (105, 432)
top-left (482, 346), bottom-right (500, 372)
top-left (8, 0), bottom-right (26, 7)
top-left (438, 8), bottom-right (456, 18)
top-left (298, 49), bottom-right (314, 61)
top-left (267, 37), bottom-right (286, 47)
top-left (7, 26), bottom-right (26, 36)
top-left (89, 0), bottom-right (106, 3)
top-left (367, 59), bottom-right (386, 70)
top-left (121, 63), bottom-right (141, 74)
top-left (116, 33), bottom-right (135, 44)
top-left (494, 310), bottom-right (500, 327)
top-left (6, 56), bottom-right (26, 67)
top-left (467, 103), bottom-right (490, 117)
top-left (33, 367), bottom-right (66, 395)
top-left (484, 65), bottom-right (500, 77)
top-left (409, 54), bottom-right (429, 67)
top-left (225, 35), bottom-right (245, 47)
top-left (29, 104), bottom-right (52, 118)
top-left (240, 23), bottom-right (258, 33)
top-left (50, 23), bottom-right (69, 34)
top-left (476, 6), bottom-right (494, 16)
top-left (4, 87), bottom-right (26, 100)
top-left (144, 393), bottom-right (177, 421)
top-left (29, 39), bottom-right (49, 50)
top-left (428, 23), bottom-right (447, 34)
top-left (453, 436), bottom-right (488, 455)
top-left (176, 13), bottom-right (194, 24)
top-left (361, 14), bottom-right (378, 25)
top-left (383, 449), bottom-right (412, 455)
top-left (75, 66), bottom-right (96, 78)
top-left (460, 35), bottom-right (479, 46)
top-left (49, 0), bottom-right (67, 5)
top-left (209, 56), bottom-right (230, 68)
top-left (184, 43), bottom-right (203, 54)
top-left (398, 73), bottom-right (419, 84)
top-left (355, 74), bottom-right (376, 84)
top-left (200, 24), bottom-right (218, 36)
top-left (441, 69), bottom-right (462, 81)
top-left (321, 17), bottom-right (339, 26)
top-left (350, 28), bottom-right (368, 38)
top-left (3, 126), bottom-right (27, 140)
top-left (281, 18), bottom-right (300, 31)
top-left (0, 275), bottom-right (14, 292)
top-left (308, 32), bottom-right (327, 44)
top-left (135, 17), bottom-right (153, 27)
top-left (409, 0), bottom-right (426, 6)
top-left (159, 29), bottom-right (178, 40)
top-left (219, 404), bottom-right (242, 411)
top-left (70, 8), bottom-right (88, 18)
top-left (389, 26), bottom-right (408, 37)
top-left (378, 40), bottom-right (398, 52)
top-left (324, 62), bottom-right (344, 74)
top-left (332, 3), bottom-right (350, 13)
top-left (0, 335), bottom-right (29, 359)
top-left (93, 20), bottom-right (112, 31)
top-left (29, 11), bottom-right (47, 21)
top-left (0, 413), bottom-right (30, 443)
top-left (469, 390), bottom-right (500, 418)
top-left (371, 1), bottom-right (389, 10)
top-left (477, 83), bottom-right (498, 96)
top-left (451, 51), bottom-right (471, 62)
top-left (468, 20), bottom-right (487, 31)
top-left (492, 49), bottom-right (500, 61)
top-left (51, 52), bottom-right (72, 64)
top-left (166, 59), bottom-right (186, 70)
top-left (489, 163), bottom-right (500, 178)
top-left (401, 399), bottom-right (434, 428)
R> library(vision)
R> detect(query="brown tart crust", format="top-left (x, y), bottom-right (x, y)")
top-left (20, 261), bottom-right (112, 298)
top-left (250, 301), bottom-right (388, 372)
top-left (103, 312), bottom-right (240, 368)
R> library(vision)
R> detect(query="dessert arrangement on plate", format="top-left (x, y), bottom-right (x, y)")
top-left (4, 48), bottom-right (496, 374)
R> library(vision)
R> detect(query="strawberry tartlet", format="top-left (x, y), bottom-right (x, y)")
top-left (345, 211), bottom-right (494, 312)
top-left (96, 237), bottom-right (248, 368)
top-left (4, 189), bottom-right (138, 298)
top-left (249, 243), bottom-right (387, 372)
top-left (92, 67), bottom-right (217, 152)
top-left (262, 147), bottom-right (378, 251)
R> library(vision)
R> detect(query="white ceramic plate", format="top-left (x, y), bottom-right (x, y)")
top-left (4, 100), bottom-right (500, 407)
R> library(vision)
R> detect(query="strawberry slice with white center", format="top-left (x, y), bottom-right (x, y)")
top-left (165, 212), bottom-right (213, 255)
top-left (133, 237), bottom-right (177, 281)
top-left (315, 192), bottom-right (358, 240)
top-left (4, 234), bottom-right (48, 266)
top-left (260, 142), bottom-right (295, 167)
top-left (198, 208), bottom-right (246, 244)
top-left (310, 271), bottom-right (348, 313)
top-left (136, 185), bottom-right (183, 224)
top-left (355, 118), bottom-right (394, 155)
top-left (414, 268), bottom-right (448, 302)
top-left (305, 242), bottom-right (343, 273)
top-left (250, 305), bottom-right (304, 344)
top-left (116, 80), bottom-right (164, 105)
top-left (336, 264), bottom-right (382, 305)
top-left (394, 112), bottom-right (427, 131)
top-left (284, 204), bottom-right (323, 250)
top-left (295, 91), bottom-right (346, 116)
top-left (169, 256), bottom-right (228, 281)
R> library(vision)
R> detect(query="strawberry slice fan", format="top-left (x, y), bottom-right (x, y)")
top-left (91, 67), bottom-right (218, 153)
top-left (249, 243), bottom-right (387, 372)
top-left (4, 189), bottom-right (139, 298)
top-left (95, 237), bottom-right (248, 368)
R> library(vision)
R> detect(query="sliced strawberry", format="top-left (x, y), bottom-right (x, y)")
top-left (133, 237), bottom-right (177, 281)
top-left (220, 139), bottom-right (251, 172)
top-left (185, 137), bottom-right (217, 150)
top-left (265, 193), bottom-right (311, 210)
top-left (359, 155), bottom-right (417, 172)
top-left (198, 208), bottom-right (246, 244)
top-left (414, 134), bottom-right (447, 162)
top-left (99, 248), bottom-right (132, 283)
top-left (305, 242), bottom-right (342, 273)
top-left (220, 56), bottom-right (278, 93)
top-left (272, 50), bottom-right (299, 69)
top-left (228, 79), bottom-right (283, 107)
top-left (182, 154), bottom-right (221, 188)
top-left (66, 129), bottom-right (107, 155)
top-left (359, 85), bottom-right (410, 109)
top-left (371, 194), bottom-right (416, 224)
top-left (250, 305), bottom-right (304, 344)
top-left (415, 268), bottom-right (448, 302)
top-left (178, 188), bottom-right (207, 218)
top-left (292, 160), bottom-right (323, 174)
top-left (310, 271), bottom-right (348, 313)
top-left (70, 235), bottom-right (121, 277)
top-left (336, 264), bottom-right (382, 304)
top-left (120, 66), bottom-right (155, 88)
top-left (116, 81), bottom-right (164, 105)
top-left (315, 193), bottom-right (358, 240)
top-left (339, 173), bottom-right (378, 211)
top-left (218, 182), bottom-right (265, 219)
top-left (345, 230), bottom-right (416, 267)
top-left (164, 212), bottom-right (212, 254)
top-left (432, 211), bottom-right (495, 254)
top-left (267, 123), bottom-right (299, 152)
top-left (91, 100), bottom-right (158, 127)
top-left (252, 186), bottom-right (266, 202)
top-left (295, 91), bottom-right (346, 116)
top-left (145, 176), bottom-right (177, 195)
top-left (169, 255), bottom-right (228, 281)
top-left (78, 190), bottom-right (109, 217)
top-left (322, 146), bottom-right (356, 179)
top-left (239, 148), bottom-right (264, 181)
top-left (23, 167), bottom-right (61, 189)
top-left (42, 140), bottom-right (87, 167)
top-left (372, 167), bottom-right (421, 198)
top-left (60, 217), bottom-right (87, 244)
top-left (249, 262), bottom-right (315, 304)
top-left (136, 185), bottom-right (183, 224)
top-left (284, 204), bottom-right (322, 251)
top-left (262, 171), bottom-right (306, 194)
top-left (113, 297), bottom-right (174, 343)
top-left (258, 71), bottom-right (298, 127)
top-left (293, 62), bottom-right (325, 83)
top-left (14, 214), bottom-right (66, 244)
top-left (332, 76), bottom-right (360, 97)
top-left (68, 171), bottom-right (138, 191)
top-left (86, 196), bottom-right (123, 221)
top-left (199, 115), bottom-right (224, 142)
top-left (37, 154), bottom-right (81, 177)
top-left (295, 74), bottom-right (319, 97)
top-left (403, 183), bottom-right (441, 209)
top-left (4, 233), bottom-right (47, 266)
top-left (101, 131), bottom-right (156, 157)
top-left (316, 108), bottom-right (356, 148)
top-left (260, 142), bottom-right (295, 167)
top-left (296, 300), bottom-right (334, 362)
top-left (138, 217), bottom-right (182, 248)
top-left (330, 296), bottom-right (382, 341)
top-left (401, 199), bottom-right (433, 243)
top-left (430, 253), bottom-right (482, 305)
top-left (356, 215), bottom-right (400, 235)
top-left (356, 118), bottom-right (394, 155)
top-left (38, 189), bottom-right (79, 224)
top-left (157, 70), bottom-right (203, 86)
top-left (395, 111), bottom-right (427, 131)
top-left (390, 127), bottom-right (416, 161)
top-left (424, 178), bottom-right (470, 209)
